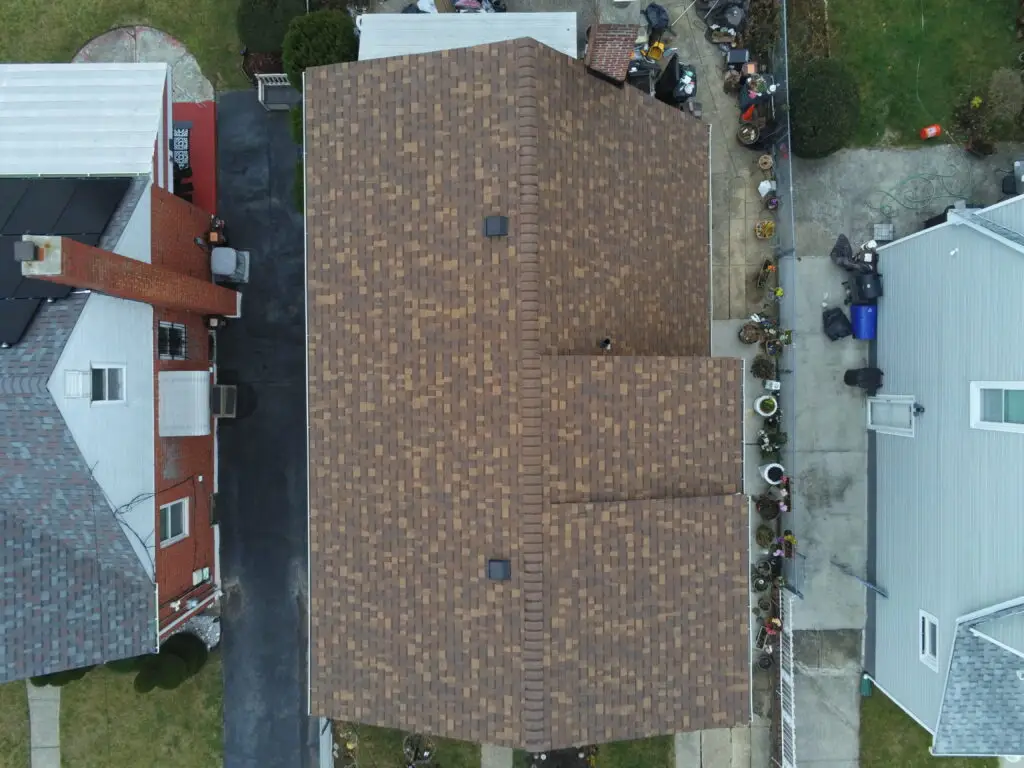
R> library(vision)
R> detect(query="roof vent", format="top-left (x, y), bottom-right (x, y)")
top-left (599, 338), bottom-right (612, 352)
top-left (483, 216), bottom-right (509, 238)
top-left (487, 559), bottom-right (511, 581)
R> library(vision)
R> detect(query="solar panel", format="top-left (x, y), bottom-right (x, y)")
top-left (0, 298), bottom-right (42, 347)
top-left (0, 176), bottom-right (132, 344)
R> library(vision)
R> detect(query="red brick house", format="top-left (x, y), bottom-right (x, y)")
top-left (0, 63), bottom-right (239, 681)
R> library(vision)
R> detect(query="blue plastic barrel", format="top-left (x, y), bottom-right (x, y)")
top-left (851, 304), bottom-right (877, 340)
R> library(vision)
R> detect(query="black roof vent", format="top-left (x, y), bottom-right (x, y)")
top-left (483, 216), bottom-right (509, 238)
top-left (487, 559), bottom-right (511, 581)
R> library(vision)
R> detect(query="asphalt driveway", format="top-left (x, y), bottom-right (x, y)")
top-left (215, 90), bottom-right (316, 768)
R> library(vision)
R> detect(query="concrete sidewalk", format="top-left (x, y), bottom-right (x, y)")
top-left (27, 682), bottom-right (60, 768)
top-left (674, 718), bottom-right (771, 768)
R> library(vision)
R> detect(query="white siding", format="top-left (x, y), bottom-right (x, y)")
top-left (0, 63), bottom-right (168, 177)
top-left (873, 218), bottom-right (1024, 731)
top-left (48, 294), bottom-right (156, 578)
top-left (357, 13), bottom-right (578, 61)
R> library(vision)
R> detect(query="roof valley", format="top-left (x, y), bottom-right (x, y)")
top-left (514, 38), bottom-right (549, 753)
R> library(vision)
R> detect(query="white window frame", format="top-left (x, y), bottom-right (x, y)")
top-left (970, 381), bottom-right (1024, 434)
top-left (919, 610), bottom-right (939, 671)
top-left (158, 321), bottom-right (188, 360)
top-left (159, 498), bottom-right (190, 547)
top-left (90, 364), bottom-right (126, 404)
top-left (866, 395), bottom-right (916, 437)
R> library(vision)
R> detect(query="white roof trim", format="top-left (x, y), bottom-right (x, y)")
top-left (0, 63), bottom-right (169, 177)
top-left (356, 12), bottom-right (578, 61)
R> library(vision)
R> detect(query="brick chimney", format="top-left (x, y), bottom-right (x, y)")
top-left (19, 236), bottom-right (240, 317)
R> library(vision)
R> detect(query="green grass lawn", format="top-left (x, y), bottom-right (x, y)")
top-left (513, 736), bottom-right (673, 768)
top-left (861, 691), bottom-right (997, 768)
top-left (0, 0), bottom-right (247, 89)
top-left (346, 725), bottom-right (482, 768)
top-left (822, 0), bottom-right (1021, 145)
top-left (0, 681), bottom-right (29, 768)
top-left (60, 654), bottom-right (223, 768)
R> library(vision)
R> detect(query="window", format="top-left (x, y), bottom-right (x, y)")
top-left (970, 382), bottom-right (1024, 433)
top-left (158, 322), bottom-right (187, 360)
top-left (867, 395), bottom-right (916, 437)
top-left (919, 610), bottom-right (939, 671)
top-left (159, 499), bottom-right (189, 547)
top-left (90, 366), bottom-right (125, 403)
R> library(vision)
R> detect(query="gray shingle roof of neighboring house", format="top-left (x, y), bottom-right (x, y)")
top-left (933, 601), bottom-right (1024, 756)
top-left (0, 293), bottom-right (156, 682)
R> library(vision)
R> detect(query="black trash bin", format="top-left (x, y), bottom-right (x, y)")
top-left (844, 367), bottom-right (884, 396)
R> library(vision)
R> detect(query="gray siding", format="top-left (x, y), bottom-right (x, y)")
top-left (874, 217), bottom-right (1024, 732)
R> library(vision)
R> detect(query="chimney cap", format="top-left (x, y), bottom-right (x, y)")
top-left (13, 241), bottom-right (37, 262)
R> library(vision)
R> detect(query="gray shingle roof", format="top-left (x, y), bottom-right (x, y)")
top-left (933, 602), bottom-right (1024, 756)
top-left (0, 293), bottom-right (156, 682)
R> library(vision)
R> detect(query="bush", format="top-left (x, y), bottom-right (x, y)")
top-left (106, 656), bottom-right (146, 674)
top-left (289, 106), bottom-right (304, 145)
top-left (237, 0), bottom-right (306, 54)
top-left (162, 633), bottom-right (209, 676)
top-left (953, 93), bottom-right (995, 155)
top-left (789, 59), bottom-right (860, 159)
top-left (283, 10), bottom-right (358, 87)
top-left (30, 665), bottom-right (94, 687)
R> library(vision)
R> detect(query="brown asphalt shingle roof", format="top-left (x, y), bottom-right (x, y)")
top-left (304, 39), bottom-right (747, 751)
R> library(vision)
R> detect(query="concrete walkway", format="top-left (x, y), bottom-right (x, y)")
top-left (674, 718), bottom-right (771, 768)
top-left (26, 682), bottom-right (60, 768)
top-left (72, 25), bottom-right (213, 102)
top-left (482, 744), bottom-right (513, 768)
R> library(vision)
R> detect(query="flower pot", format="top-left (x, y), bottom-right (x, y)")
top-left (750, 355), bottom-right (775, 380)
top-left (757, 653), bottom-right (774, 670)
top-left (755, 524), bottom-right (775, 548)
top-left (752, 575), bottom-right (770, 592)
top-left (760, 462), bottom-right (785, 485)
top-left (754, 395), bottom-right (778, 417)
top-left (737, 124), bottom-right (759, 146)
top-left (738, 321), bottom-right (765, 344)
top-left (754, 558), bottom-right (773, 577)
top-left (756, 496), bottom-right (780, 521)
top-left (758, 596), bottom-right (773, 613)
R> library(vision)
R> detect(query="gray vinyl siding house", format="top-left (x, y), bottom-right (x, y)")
top-left (870, 195), bottom-right (1024, 757)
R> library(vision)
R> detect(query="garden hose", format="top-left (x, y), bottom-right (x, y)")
top-left (867, 161), bottom-right (976, 218)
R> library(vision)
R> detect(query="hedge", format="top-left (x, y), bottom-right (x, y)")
top-left (283, 10), bottom-right (359, 87)
top-left (789, 59), bottom-right (860, 159)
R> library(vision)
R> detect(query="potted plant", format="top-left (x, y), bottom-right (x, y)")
top-left (752, 575), bottom-right (770, 592)
top-left (754, 395), bottom-right (778, 417)
top-left (739, 321), bottom-right (765, 344)
top-left (755, 494), bottom-right (782, 520)
top-left (757, 653), bottom-right (774, 670)
top-left (757, 595), bottom-right (773, 613)
top-left (760, 462), bottom-right (785, 485)
top-left (754, 220), bottom-right (776, 239)
top-left (755, 524), bottom-right (775, 548)
top-left (751, 354), bottom-right (775, 380)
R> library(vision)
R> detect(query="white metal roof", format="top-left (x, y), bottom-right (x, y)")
top-left (357, 12), bottom-right (578, 61)
top-left (0, 63), bottom-right (169, 177)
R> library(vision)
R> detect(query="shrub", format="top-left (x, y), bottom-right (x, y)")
top-left (789, 59), bottom-right (860, 159)
top-left (283, 10), bottom-right (358, 87)
top-left (289, 106), bottom-right (304, 145)
top-left (106, 656), bottom-right (146, 674)
top-left (953, 93), bottom-right (995, 155)
top-left (30, 665), bottom-right (94, 687)
top-left (162, 633), bottom-right (209, 676)
top-left (237, 0), bottom-right (306, 54)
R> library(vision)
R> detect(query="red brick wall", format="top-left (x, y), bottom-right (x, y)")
top-left (149, 186), bottom-right (222, 632)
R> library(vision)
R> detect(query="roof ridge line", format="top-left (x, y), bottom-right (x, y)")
top-left (514, 37), bottom-right (548, 753)
top-left (0, 373), bottom-right (48, 395)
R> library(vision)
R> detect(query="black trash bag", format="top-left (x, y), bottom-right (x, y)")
top-left (823, 306), bottom-right (853, 341)
top-left (401, 3), bottom-right (426, 11)
top-left (644, 3), bottom-right (670, 32)
top-left (829, 234), bottom-right (854, 268)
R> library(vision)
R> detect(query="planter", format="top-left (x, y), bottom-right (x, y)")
top-left (757, 653), bottom-right (774, 670)
top-left (754, 558), bottom-right (773, 577)
top-left (757, 595), bottom-right (773, 613)
top-left (750, 354), bottom-right (775, 380)
top-left (755, 524), bottom-right (775, 548)
top-left (754, 220), bottom-right (776, 239)
top-left (755, 495), bottom-right (781, 521)
top-left (760, 462), bottom-right (785, 485)
top-left (752, 575), bottom-right (770, 592)
top-left (765, 195), bottom-right (780, 211)
top-left (737, 123), bottom-right (759, 146)
top-left (754, 395), bottom-right (778, 417)
top-left (738, 321), bottom-right (765, 344)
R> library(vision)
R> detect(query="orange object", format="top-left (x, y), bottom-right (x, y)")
top-left (919, 124), bottom-right (942, 140)
top-left (741, 104), bottom-right (756, 122)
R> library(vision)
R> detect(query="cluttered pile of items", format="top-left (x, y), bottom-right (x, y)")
top-left (401, 0), bottom-right (505, 14)
top-left (692, 0), bottom-right (784, 149)
top-left (583, 6), bottom-right (702, 118)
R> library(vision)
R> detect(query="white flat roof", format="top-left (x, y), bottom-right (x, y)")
top-left (0, 63), bottom-right (168, 177)
top-left (357, 12), bottom-right (578, 61)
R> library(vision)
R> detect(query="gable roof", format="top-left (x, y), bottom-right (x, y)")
top-left (934, 601), bottom-right (1024, 756)
top-left (0, 293), bottom-right (156, 682)
top-left (304, 40), bottom-right (744, 750)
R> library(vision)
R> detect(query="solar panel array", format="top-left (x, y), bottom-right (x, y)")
top-left (0, 177), bottom-right (131, 347)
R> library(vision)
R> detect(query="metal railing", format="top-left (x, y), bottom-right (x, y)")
top-left (778, 590), bottom-right (797, 768)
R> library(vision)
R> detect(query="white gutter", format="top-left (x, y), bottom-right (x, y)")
top-left (302, 70), bottom-right (314, 719)
top-left (159, 589), bottom-right (222, 637)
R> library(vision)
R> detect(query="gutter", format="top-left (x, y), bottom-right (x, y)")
top-left (302, 70), bottom-right (314, 720)
top-left (159, 588), bottom-right (221, 637)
